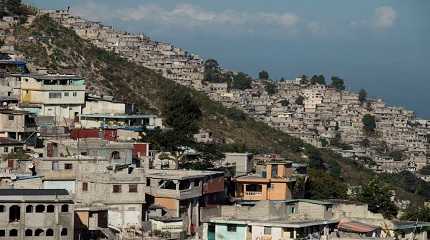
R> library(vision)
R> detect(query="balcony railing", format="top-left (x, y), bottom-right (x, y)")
top-left (245, 191), bottom-right (262, 196)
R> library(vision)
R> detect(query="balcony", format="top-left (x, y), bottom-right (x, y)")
top-left (41, 84), bottom-right (85, 91)
top-left (245, 191), bottom-right (262, 196)
top-left (149, 185), bottom-right (202, 200)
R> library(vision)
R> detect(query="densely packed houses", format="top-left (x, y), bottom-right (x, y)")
top-left (43, 9), bottom-right (204, 90)
top-left (0, 9), bottom-right (430, 240)
top-left (43, 9), bottom-right (429, 175)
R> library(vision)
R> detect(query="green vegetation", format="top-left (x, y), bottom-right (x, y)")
top-left (231, 72), bottom-right (252, 90)
top-left (279, 99), bottom-right (289, 107)
top-left (204, 59), bottom-right (229, 83)
top-left (330, 76), bottom-right (346, 91)
top-left (362, 114), bottom-right (377, 133)
top-left (258, 70), bottom-right (269, 80)
top-left (310, 75), bottom-right (326, 85)
top-left (356, 178), bottom-right (398, 219)
top-left (264, 80), bottom-right (277, 95)
top-left (401, 206), bottom-right (430, 222)
top-left (359, 89), bottom-right (367, 103)
top-left (295, 95), bottom-right (305, 105)
top-left (13, 14), bottom-right (430, 205)
top-left (388, 150), bottom-right (404, 161)
top-left (306, 169), bottom-right (347, 199)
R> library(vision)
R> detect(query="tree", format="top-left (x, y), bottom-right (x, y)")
top-left (258, 70), bottom-right (269, 80)
top-left (330, 76), bottom-right (345, 91)
top-left (204, 59), bottom-right (225, 83)
top-left (164, 90), bottom-right (202, 137)
top-left (307, 148), bottom-right (325, 170)
top-left (401, 206), bottom-right (430, 222)
top-left (310, 75), bottom-right (326, 85)
top-left (279, 99), bottom-right (289, 106)
top-left (204, 59), bottom-right (219, 71)
top-left (295, 95), bottom-right (305, 105)
top-left (264, 81), bottom-right (277, 95)
top-left (300, 74), bottom-right (309, 84)
top-left (320, 138), bottom-right (329, 147)
top-left (359, 89), bottom-right (367, 103)
top-left (360, 138), bottom-right (371, 148)
top-left (418, 165), bottom-right (430, 175)
top-left (362, 114), bottom-right (377, 133)
top-left (231, 72), bottom-right (252, 90)
top-left (356, 178), bottom-right (398, 219)
top-left (306, 169), bottom-right (347, 199)
top-left (280, 77), bottom-right (285, 82)
top-left (0, 0), bottom-right (21, 17)
top-left (389, 150), bottom-right (404, 161)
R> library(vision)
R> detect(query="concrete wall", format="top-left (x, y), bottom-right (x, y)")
top-left (252, 225), bottom-right (283, 240)
top-left (43, 181), bottom-right (75, 194)
top-left (108, 204), bottom-right (142, 228)
top-left (0, 202), bottom-right (74, 240)
top-left (82, 100), bottom-right (126, 115)
top-left (0, 113), bottom-right (25, 132)
top-left (215, 223), bottom-right (248, 240)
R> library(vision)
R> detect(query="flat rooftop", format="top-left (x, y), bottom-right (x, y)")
top-left (0, 189), bottom-right (69, 196)
top-left (80, 113), bottom-right (158, 119)
top-left (11, 73), bottom-right (83, 80)
top-left (208, 217), bottom-right (338, 228)
top-left (146, 169), bottom-right (224, 180)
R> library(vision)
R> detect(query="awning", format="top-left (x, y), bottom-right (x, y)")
top-left (338, 220), bottom-right (379, 233)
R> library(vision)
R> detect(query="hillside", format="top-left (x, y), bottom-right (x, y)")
top-left (9, 14), bottom-right (429, 205)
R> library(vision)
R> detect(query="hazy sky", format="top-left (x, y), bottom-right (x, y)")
top-left (25, 0), bottom-right (430, 117)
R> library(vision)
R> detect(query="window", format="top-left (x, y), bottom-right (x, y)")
top-left (64, 92), bottom-right (69, 97)
top-left (35, 205), bottom-right (45, 213)
top-left (4, 147), bottom-right (8, 153)
top-left (46, 229), bottom-right (54, 236)
top-left (72, 92), bottom-right (77, 97)
top-left (111, 151), bottom-right (120, 160)
top-left (64, 163), bottom-right (73, 170)
top-left (61, 204), bottom-right (69, 213)
top-left (25, 229), bottom-right (33, 236)
top-left (264, 226), bottom-right (272, 235)
top-left (52, 161), bottom-right (59, 171)
top-left (0, 230), bottom-right (5, 236)
top-left (9, 229), bottom-right (18, 237)
top-left (146, 178), bottom-right (151, 186)
top-left (26, 205), bottom-right (33, 213)
top-left (35, 229), bottom-right (44, 236)
top-left (8, 115), bottom-right (14, 120)
top-left (82, 182), bottom-right (88, 192)
top-left (245, 184), bottom-right (262, 192)
top-left (113, 185), bottom-right (122, 193)
top-left (61, 228), bottom-right (68, 236)
top-left (0, 205), bottom-right (4, 212)
top-left (129, 184), bottom-right (138, 193)
top-left (194, 179), bottom-right (200, 186)
top-left (49, 92), bottom-right (62, 98)
top-left (9, 205), bottom-right (20, 222)
top-left (271, 164), bottom-right (279, 178)
top-left (47, 205), bottom-right (55, 213)
top-left (227, 224), bottom-right (237, 232)
top-left (208, 224), bottom-right (215, 233)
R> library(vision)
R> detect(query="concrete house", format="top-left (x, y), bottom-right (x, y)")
top-left (145, 169), bottom-right (225, 234)
top-left (235, 161), bottom-right (296, 201)
top-left (202, 200), bottom-right (337, 240)
top-left (18, 74), bottom-right (85, 127)
top-left (0, 109), bottom-right (36, 141)
top-left (0, 188), bottom-right (74, 240)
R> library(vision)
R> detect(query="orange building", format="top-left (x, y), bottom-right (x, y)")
top-left (235, 161), bottom-right (296, 201)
